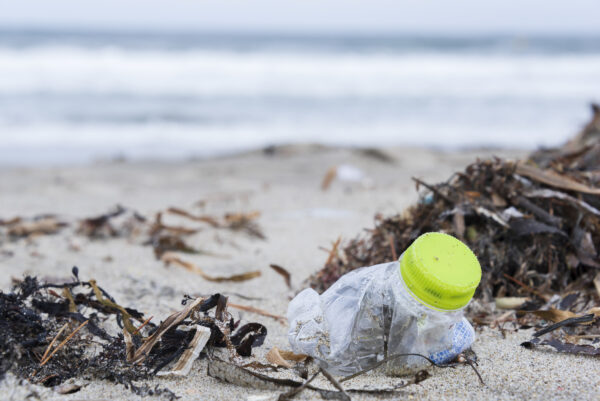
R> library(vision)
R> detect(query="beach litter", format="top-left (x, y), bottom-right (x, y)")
top-left (288, 233), bottom-right (482, 377)
top-left (309, 104), bottom-right (600, 358)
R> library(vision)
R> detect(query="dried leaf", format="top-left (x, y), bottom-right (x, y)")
top-left (533, 314), bottom-right (595, 337)
top-left (509, 218), bottom-right (566, 237)
top-left (491, 192), bottom-right (507, 207)
top-left (531, 309), bottom-right (578, 323)
top-left (516, 162), bottom-right (600, 195)
top-left (264, 347), bottom-right (308, 369)
top-left (321, 166), bottom-right (337, 190)
top-left (277, 349), bottom-right (308, 363)
top-left (167, 207), bottom-right (220, 227)
top-left (586, 307), bottom-right (600, 318)
top-left (224, 212), bottom-right (265, 239)
top-left (523, 188), bottom-right (600, 217)
top-left (269, 264), bottom-right (291, 289)
top-left (77, 205), bottom-right (126, 237)
top-left (152, 234), bottom-right (201, 259)
top-left (162, 253), bottom-right (261, 282)
top-left (266, 347), bottom-right (293, 369)
top-left (8, 217), bottom-right (66, 237)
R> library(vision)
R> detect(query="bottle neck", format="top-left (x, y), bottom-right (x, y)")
top-left (395, 257), bottom-right (466, 314)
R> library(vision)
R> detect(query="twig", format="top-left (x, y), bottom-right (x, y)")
top-left (39, 320), bottom-right (89, 367)
top-left (228, 302), bottom-right (286, 324)
top-left (465, 358), bottom-right (484, 385)
top-left (40, 323), bottom-right (68, 362)
top-left (502, 273), bottom-right (551, 302)
top-left (132, 315), bottom-right (154, 336)
top-left (389, 235), bottom-right (397, 260)
top-left (324, 237), bottom-right (342, 266)
top-left (320, 368), bottom-right (350, 400)
top-left (278, 370), bottom-right (321, 400)
top-left (412, 177), bottom-right (454, 204)
top-left (340, 352), bottom-right (485, 386)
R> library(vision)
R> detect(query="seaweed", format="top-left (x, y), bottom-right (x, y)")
top-left (309, 105), bottom-right (600, 310)
top-left (0, 268), bottom-right (267, 398)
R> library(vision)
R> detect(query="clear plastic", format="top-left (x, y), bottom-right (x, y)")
top-left (287, 259), bottom-right (475, 376)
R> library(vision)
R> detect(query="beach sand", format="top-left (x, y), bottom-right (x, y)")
top-left (2, 145), bottom-right (598, 400)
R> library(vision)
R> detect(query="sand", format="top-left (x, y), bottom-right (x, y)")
top-left (2, 145), bottom-right (598, 400)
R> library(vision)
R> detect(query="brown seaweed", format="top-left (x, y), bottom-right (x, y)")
top-left (309, 105), bottom-right (600, 311)
top-left (0, 268), bottom-right (267, 398)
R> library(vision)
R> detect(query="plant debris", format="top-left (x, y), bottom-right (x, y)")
top-left (2, 215), bottom-right (67, 239)
top-left (307, 104), bottom-right (600, 361)
top-left (269, 264), bottom-right (292, 289)
top-left (162, 253), bottom-right (261, 283)
top-left (309, 105), bottom-right (600, 313)
top-left (208, 349), bottom-right (483, 400)
top-left (265, 347), bottom-right (308, 369)
top-left (0, 268), bottom-right (267, 398)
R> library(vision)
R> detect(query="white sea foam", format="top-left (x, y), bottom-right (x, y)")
top-left (0, 37), bottom-right (599, 165)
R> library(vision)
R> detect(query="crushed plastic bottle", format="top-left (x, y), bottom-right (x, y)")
top-left (287, 232), bottom-right (481, 376)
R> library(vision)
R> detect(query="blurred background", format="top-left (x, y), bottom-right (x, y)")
top-left (1, 0), bottom-right (599, 165)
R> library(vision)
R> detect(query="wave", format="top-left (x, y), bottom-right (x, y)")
top-left (0, 38), bottom-right (599, 164)
top-left (1, 46), bottom-right (600, 97)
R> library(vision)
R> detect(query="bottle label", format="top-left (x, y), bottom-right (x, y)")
top-left (428, 319), bottom-right (474, 364)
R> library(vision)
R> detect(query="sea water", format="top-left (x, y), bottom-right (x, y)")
top-left (1, 30), bottom-right (600, 165)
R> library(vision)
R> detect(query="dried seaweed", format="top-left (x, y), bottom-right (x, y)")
top-left (152, 234), bottom-right (203, 259)
top-left (227, 302), bottom-right (286, 324)
top-left (0, 269), bottom-right (267, 398)
top-left (161, 253), bottom-right (261, 282)
top-left (77, 205), bottom-right (146, 238)
top-left (166, 207), bottom-right (265, 239)
top-left (3, 215), bottom-right (67, 239)
top-left (522, 337), bottom-right (600, 356)
top-left (309, 106), bottom-right (600, 313)
top-left (269, 264), bottom-right (292, 289)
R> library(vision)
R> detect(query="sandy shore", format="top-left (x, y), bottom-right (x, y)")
top-left (2, 145), bottom-right (599, 400)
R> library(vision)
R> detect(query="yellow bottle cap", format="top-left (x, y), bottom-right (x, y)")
top-left (400, 232), bottom-right (481, 310)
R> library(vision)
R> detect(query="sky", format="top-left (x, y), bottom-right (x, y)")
top-left (1, 0), bottom-right (599, 35)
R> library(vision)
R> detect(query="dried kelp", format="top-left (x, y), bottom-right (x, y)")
top-left (0, 268), bottom-right (267, 398)
top-left (2, 215), bottom-right (67, 239)
top-left (161, 253), bottom-right (261, 282)
top-left (309, 105), bottom-right (600, 312)
top-left (166, 207), bottom-right (266, 239)
top-left (0, 271), bottom-right (166, 395)
top-left (151, 234), bottom-right (203, 259)
top-left (269, 264), bottom-right (292, 289)
top-left (77, 205), bottom-right (146, 238)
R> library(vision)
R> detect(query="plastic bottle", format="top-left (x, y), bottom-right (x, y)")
top-left (287, 232), bottom-right (481, 376)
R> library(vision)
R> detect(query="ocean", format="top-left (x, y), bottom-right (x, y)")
top-left (1, 30), bottom-right (600, 165)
